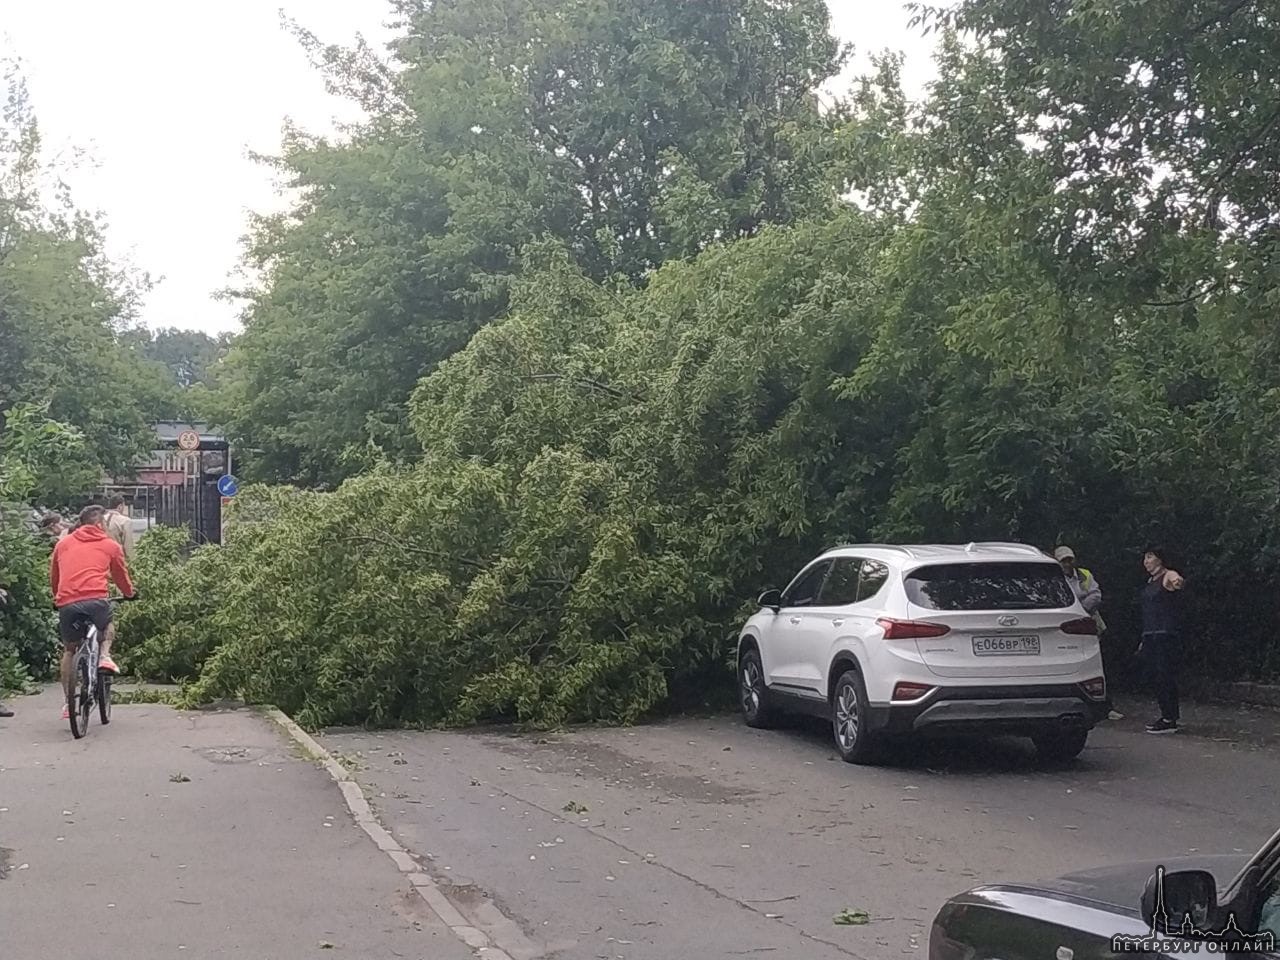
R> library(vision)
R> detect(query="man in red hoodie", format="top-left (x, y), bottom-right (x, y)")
top-left (50, 504), bottom-right (136, 714)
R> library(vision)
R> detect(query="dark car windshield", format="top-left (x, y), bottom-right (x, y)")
top-left (904, 562), bottom-right (1074, 611)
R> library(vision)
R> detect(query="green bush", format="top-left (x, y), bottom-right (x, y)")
top-left (0, 520), bottom-right (58, 686)
top-left (1, 405), bottom-right (85, 692)
top-left (114, 525), bottom-right (231, 682)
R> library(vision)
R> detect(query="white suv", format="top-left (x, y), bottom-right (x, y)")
top-left (736, 543), bottom-right (1107, 764)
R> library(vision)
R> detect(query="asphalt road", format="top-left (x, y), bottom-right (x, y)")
top-left (5, 686), bottom-right (1279, 960)
top-left (0, 687), bottom-right (472, 960)
top-left (322, 695), bottom-right (1280, 960)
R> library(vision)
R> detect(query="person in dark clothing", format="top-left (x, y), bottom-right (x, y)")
top-left (1139, 545), bottom-right (1186, 734)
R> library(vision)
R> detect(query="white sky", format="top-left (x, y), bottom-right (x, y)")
top-left (2, 1), bottom-right (936, 336)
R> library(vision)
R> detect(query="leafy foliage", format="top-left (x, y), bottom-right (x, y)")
top-left (216, 0), bottom-right (847, 487)
top-left (0, 63), bottom-right (179, 500)
top-left (127, 327), bottom-right (231, 390)
top-left (0, 404), bottom-right (84, 690)
top-left (87, 0), bottom-right (1280, 721)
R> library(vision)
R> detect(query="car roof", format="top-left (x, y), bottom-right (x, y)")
top-left (820, 542), bottom-right (1053, 566)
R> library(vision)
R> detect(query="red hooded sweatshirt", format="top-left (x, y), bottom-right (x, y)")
top-left (50, 525), bottom-right (135, 608)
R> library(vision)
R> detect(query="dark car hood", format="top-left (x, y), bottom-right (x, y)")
top-left (998, 855), bottom-right (1251, 915)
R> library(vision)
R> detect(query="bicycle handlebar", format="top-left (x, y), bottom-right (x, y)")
top-left (53, 593), bottom-right (140, 611)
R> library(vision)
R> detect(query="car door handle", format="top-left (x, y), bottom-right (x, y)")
top-left (832, 618), bottom-right (845, 627)
top-left (788, 616), bottom-right (801, 625)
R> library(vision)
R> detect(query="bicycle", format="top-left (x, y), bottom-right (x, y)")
top-left (65, 596), bottom-right (136, 739)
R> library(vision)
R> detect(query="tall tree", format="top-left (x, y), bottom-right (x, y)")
top-left (218, 0), bottom-right (847, 486)
top-left (0, 64), bottom-right (176, 501)
top-left (131, 327), bottom-right (231, 389)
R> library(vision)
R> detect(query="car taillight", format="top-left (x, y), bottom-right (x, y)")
top-left (877, 618), bottom-right (951, 639)
top-left (1061, 617), bottom-right (1099, 636)
top-left (892, 681), bottom-right (935, 701)
top-left (1082, 677), bottom-right (1106, 700)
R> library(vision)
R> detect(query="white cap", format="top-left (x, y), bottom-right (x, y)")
top-left (1053, 546), bottom-right (1076, 561)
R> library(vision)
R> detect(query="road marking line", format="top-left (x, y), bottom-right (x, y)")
top-left (266, 708), bottom-right (516, 960)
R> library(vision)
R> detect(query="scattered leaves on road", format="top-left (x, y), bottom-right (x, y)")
top-left (833, 908), bottom-right (871, 926)
top-left (113, 688), bottom-right (180, 706)
top-left (319, 941), bottom-right (334, 949)
top-left (169, 773), bottom-right (191, 783)
top-left (562, 801), bottom-right (588, 814)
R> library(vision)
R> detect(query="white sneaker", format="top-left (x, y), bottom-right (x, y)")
top-left (1108, 710), bottom-right (1124, 721)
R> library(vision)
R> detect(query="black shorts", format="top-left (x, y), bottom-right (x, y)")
top-left (57, 599), bottom-right (113, 646)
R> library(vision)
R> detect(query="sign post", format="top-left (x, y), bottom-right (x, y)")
top-left (216, 475), bottom-right (238, 543)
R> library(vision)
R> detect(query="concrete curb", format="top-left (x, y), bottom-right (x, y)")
top-left (266, 709), bottom-right (516, 960)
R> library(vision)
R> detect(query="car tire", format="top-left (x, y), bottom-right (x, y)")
top-left (739, 648), bottom-right (780, 729)
top-left (832, 669), bottom-right (880, 764)
top-left (1033, 729), bottom-right (1089, 764)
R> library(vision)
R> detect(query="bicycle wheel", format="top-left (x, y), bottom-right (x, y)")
top-left (68, 659), bottom-right (91, 739)
top-left (97, 670), bottom-right (112, 725)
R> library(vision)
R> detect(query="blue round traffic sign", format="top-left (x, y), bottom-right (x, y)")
top-left (216, 475), bottom-right (239, 497)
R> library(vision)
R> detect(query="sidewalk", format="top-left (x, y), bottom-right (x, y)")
top-left (1108, 691), bottom-right (1280, 748)
top-left (0, 686), bottom-right (472, 960)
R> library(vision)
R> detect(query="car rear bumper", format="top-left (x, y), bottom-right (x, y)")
top-left (866, 683), bottom-right (1108, 737)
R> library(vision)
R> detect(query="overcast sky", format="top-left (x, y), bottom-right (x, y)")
top-left (2, 1), bottom-right (936, 336)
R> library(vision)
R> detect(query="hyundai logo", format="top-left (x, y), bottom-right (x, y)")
top-left (997, 615), bottom-right (1019, 626)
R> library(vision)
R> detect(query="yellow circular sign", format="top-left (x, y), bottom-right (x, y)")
top-left (177, 430), bottom-right (200, 451)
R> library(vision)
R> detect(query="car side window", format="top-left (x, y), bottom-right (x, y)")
top-left (782, 561), bottom-right (830, 608)
top-left (857, 560), bottom-right (890, 602)
top-left (1255, 873), bottom-right (1280, 939)
top-left (817, 558), bottom-right (862, 606)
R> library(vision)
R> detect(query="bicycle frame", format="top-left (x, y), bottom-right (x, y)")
top-left (78, 623), bottom-right (103, 679)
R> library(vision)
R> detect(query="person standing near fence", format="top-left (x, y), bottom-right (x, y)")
top-left (1054, 545), bottom-right (1122, 720)
top-left (1139, 545), bottom-right (1186, 734)
top-left (104, 495), bottom-right (135, 559)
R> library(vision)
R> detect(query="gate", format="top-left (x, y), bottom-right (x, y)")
top-left (140, 424), bottom-right (231, 546)
top-left (155, 474), bottom-right (222, 545)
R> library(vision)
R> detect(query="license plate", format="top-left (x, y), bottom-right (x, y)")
top-left (972, 635), bottom-right (1041, 656)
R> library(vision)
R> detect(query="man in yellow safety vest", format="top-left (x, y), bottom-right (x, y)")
top-left (1055, 545), bottom-right (1121, 720)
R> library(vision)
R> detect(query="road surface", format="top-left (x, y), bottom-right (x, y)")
top-left (0, 686), bottom-right (472, 960)
top-left (4, 685), bottom-right (1279, 960)
top-left (321, 695), bottom-right (1280, 960)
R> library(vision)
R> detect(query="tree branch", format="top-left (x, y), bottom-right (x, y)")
top-left (1142, 281), bottom-right (1220, 307)
top-left (1190, 0), bottom-right (1255, 36)
top-left (340, 534), bottom-right (489, 570)
top-left (521, 373), bottom-right (641, 402)
top-left (1216, 104), bottom-right (1280, 186)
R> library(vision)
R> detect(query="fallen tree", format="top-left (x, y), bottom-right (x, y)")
top-left (117, 202), bottom-right (1280, 724)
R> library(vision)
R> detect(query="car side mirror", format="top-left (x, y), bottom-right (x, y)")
top-left (1141, 868), bottom-right (1218, 934)
top-left (758, 589), bottom-right (782, 610)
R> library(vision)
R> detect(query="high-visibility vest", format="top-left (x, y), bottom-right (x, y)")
top-left (1077, 567), bottom-right (1106, 633)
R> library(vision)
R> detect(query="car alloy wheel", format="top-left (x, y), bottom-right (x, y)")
top-left (739, 649), bottom-right (779, 729)
top-left (835, 683), bottom-right (860, 752)
top-left (832, 669), bottom-right (879, 764)
top-left (741, 657), bottom-right (763, 717)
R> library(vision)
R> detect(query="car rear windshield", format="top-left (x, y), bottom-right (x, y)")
top-left (904, 562), bottom-right (1074, 611)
